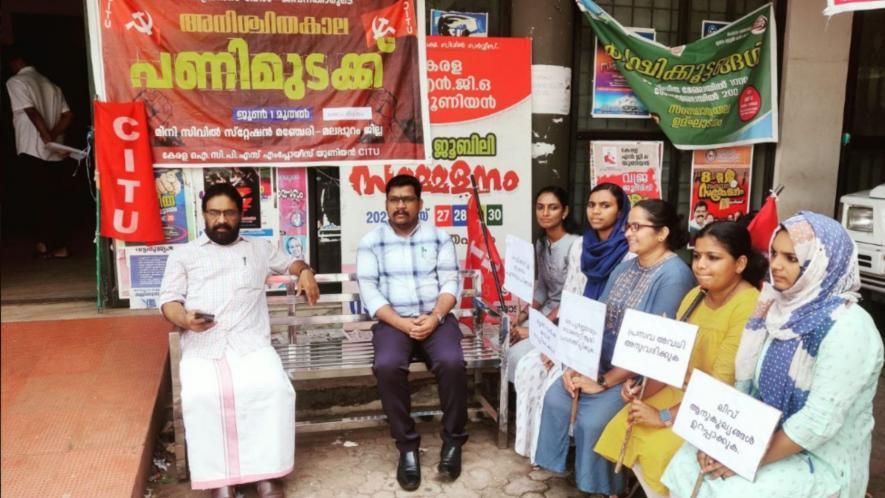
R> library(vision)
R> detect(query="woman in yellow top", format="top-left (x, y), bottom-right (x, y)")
top-left (594, 221), bottom-right (766, 498)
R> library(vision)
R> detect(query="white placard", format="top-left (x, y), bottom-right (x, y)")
top-left (529, 309), bottom-right (559, 363)
top-left (611, 309), bottom-right (698, 388)
top-left (531, 64), bottom-right (572, 115)
top-left (504, 235), bottom-right (535, 303)
top-left (557, 291), bottom-right (606, 379)
top-left (672, 370), bottom-right (781, 481)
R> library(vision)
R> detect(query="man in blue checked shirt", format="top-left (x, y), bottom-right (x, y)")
top-left (357, 174), bottom-right (466, 491)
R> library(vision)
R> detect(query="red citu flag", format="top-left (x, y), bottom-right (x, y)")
top-left (465, 191), bottom-right (508, 311)
top-left (94, 101), bottom-right (164, 243)
top-left (748, 194), bottom-right (779, 253)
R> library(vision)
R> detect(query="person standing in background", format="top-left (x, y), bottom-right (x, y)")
top-left (5, 45), bottom-right (74, 259)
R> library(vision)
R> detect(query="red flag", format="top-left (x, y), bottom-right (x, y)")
top-left (748, 194), bottom-right (779, 253)
top-left (95, 101), bottom-right (164, 243)
top-left (465, 191), bottom-right (509, 311)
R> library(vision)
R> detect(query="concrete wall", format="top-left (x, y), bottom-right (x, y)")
top-left (773, 5), bottom-right (853, 219)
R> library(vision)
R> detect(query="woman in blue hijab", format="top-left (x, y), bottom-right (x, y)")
top-left (513, 182), bottom-right (632, 461)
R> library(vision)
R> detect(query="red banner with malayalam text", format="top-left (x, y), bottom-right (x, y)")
top-left (95, 101), bottom-right (165, 243)
top-left (90, 0), bottom-right (429, 167)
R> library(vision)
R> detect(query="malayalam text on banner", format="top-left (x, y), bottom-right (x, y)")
top-left (611, 309), bottom-right (699, 388)
top-left (87, 0), bottom-right (431, 167)
top-left (672, 369), bottom-right (781, 481)
top-left (575, 0), bottom-right (779, 149)
top-left (557, 291), bottom-right (606, 379)
top-left (590, 141), bottom-right (663, 204)
top-left (338, 37), bottom-right (533, 268)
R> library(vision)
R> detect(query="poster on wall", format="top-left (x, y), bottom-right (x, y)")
top-left (702, 20), bottom-right (729, 38)
top-left (191, 168), bottom-right (278, 241)
top-left (277, 168), bottom-right (310, 263)
top-left (589, 141), bottom-right (663, 205)
top-left (688, 146), bottom-right (753, 235)
top-left (430, 10), bottom-right (488, 37)
top-left (85, 0), bottom-right (432, 167)
top-left (339, 36), bottom-right (533, 269)
top-left (824, 0), bottom-right (885, 15)
top-left (118, 167), bottom-right (198, 307)
top-left (591, 28), bottom-right (655, 119)
top-left (576, 0), bottom-right (778, 149)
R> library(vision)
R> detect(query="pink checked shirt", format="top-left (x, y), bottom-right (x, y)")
top-left (158, 234), bottom-right (294, 359)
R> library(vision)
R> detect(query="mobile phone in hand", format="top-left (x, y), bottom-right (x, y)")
top-left (194, 312), bottom-right (215, 322)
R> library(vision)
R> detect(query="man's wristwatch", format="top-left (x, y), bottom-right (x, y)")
top-left (597, 374), bottom-right (608, 389)
top-left (659, 408), bottom-right (673, 427)
top-left (298, 266), bottom-right (315, 276)
top-left (434, 312), bottom-right (446, 325)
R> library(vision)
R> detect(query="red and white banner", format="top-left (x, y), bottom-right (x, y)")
top-left (95, 101), bottom-right (165, 243)
top-left (339, 37), bottom-right (533, 267)
top-left (589, 141), bottom-right (664, 205)
top-left (824, 0), bottom-right (885, 15)
top-left (85, 0), bottom-right (431, 167)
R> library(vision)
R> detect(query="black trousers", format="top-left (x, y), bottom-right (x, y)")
top-left (20, 153), bottom-right (70, 251)
top-left (371, 316), bottom-right (469, 452)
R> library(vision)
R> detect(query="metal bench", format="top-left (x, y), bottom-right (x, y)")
top-left (169, 270), bottom-right (508, 479)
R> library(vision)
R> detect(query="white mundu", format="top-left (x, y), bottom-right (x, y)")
top-left (180, 347), bottom-right (295, 489)
top-left (159, 234), bottom-right (296, 489)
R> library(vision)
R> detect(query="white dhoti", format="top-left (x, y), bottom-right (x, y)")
top-left (180, 346), bottom-right (296, 490)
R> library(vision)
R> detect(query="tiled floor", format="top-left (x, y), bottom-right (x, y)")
top-left (1, 315), bottom-right (171, 497)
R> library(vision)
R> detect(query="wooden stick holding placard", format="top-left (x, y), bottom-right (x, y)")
top-left (689, 472), bottom-right (704, 498)
top-left (613, 289), bottom-right (708, 474)
top-left (614, 377), bottom-right (647, 473)
top-left (569, 387), bottom-right (580, 426)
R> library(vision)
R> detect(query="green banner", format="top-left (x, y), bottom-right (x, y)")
top-left (577, 1), bottom-right (778, 150)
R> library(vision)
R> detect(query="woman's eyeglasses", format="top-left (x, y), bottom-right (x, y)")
top-left (623, 222), bottom-right (661, 232)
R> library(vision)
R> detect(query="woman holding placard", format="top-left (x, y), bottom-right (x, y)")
top-left (508, 186), bottom-right (580, 379)
top-left (513, 183), bottom-right (632, 460)
top-left (534, 199), bottom-right (695, 497)
top-left (594, 222), bottom-right (766, 498)
top-left (662, 212), bottom-right (884, 498)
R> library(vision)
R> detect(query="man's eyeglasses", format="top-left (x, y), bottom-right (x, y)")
top-left (205, 209), bottom-right (240, 219)
top-left (623, 222), bottom-right (660, 232)
top-left (387, 195), bottom-right (419, 205)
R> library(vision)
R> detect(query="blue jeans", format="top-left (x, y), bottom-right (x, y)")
top-left (534, 377), bottom-right (625, 495)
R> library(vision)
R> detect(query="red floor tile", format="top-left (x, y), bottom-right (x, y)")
top-left (1, 316), bottom-right (169, 497)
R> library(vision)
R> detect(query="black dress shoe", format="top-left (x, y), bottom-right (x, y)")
top-left (437, 443), bottom-right (462, 481)
top-left (397, 450), bottom-right (421, 491)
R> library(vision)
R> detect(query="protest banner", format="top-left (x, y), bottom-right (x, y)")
top-left (339, 37), bottom-right (533, 268)
top-left (673, 369), bottom-right (781, 481)
top-left (824, 0), bottom-right (885, 15)
top-left (688, 146), bottom-right (753, 234)
top-left (575, 0), bottom-right (778, 149)
top-left (590, 141), bottom-right (663, 204)
top-left (592, 28), bottom-right (656, 119)
top-left (277, 168), bottom-right (310, 263)
top-left (86, 0), bottom-right (431, 167)
top-left (529, 309), bottom-right (559, 363)
top-left (504, 235), bottom-right (534, 304)
top-left (611, 309), bottom-right (699, 388)
top-left (556, 291), bottom-right (606, 379)
top-left (430, 10), bottom-right (488, 36)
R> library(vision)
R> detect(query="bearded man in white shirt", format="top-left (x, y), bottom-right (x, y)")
top-left (159, 183), bottom-right (319, 498)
